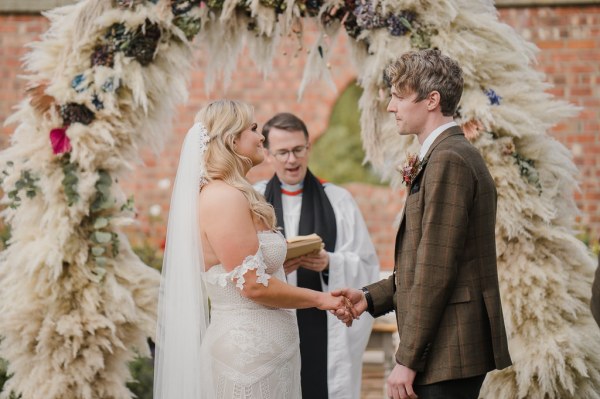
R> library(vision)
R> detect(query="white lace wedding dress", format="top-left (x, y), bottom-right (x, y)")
top-left (202, 230), bottom-right (302, 398)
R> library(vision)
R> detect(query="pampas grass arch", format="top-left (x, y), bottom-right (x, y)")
top-left (0, 0), bottom-right (598, 398)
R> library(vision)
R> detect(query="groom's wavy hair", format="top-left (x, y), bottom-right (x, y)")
top-left (385, 49), bottom-right (463, 117)
top-left (196, 99), bottom-right (276, 230)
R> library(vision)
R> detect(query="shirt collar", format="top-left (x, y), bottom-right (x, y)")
top-left (281, 182), bottom-right (303, 196)
top-left (418, 121), bottom-right (458, 161)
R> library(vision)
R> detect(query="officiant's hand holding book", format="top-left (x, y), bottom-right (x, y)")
top-left (285, 233), bottom-right (324, 261)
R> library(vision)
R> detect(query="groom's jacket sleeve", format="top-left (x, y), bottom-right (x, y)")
top-left (396, 150), bottom-right (474, 371)
top-left (365, 273), bottom-right (395, 317)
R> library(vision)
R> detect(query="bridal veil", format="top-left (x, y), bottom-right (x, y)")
top-left (153, 123), bottom-right (214, 399)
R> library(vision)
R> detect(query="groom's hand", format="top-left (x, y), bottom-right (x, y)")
top-left (331, 288), bottom-right (368, 327)
top-left (387, 363), bottom-right (418, 399)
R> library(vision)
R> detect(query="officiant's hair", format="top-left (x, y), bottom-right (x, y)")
top-left (261, 112), bottom-right (309, 148)
top-left (195, 99), bottom-right (276, 230)
top-left (385, 49), bottom-right (463, 117)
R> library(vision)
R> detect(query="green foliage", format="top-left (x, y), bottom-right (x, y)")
top-left (309, 82), bottom-right (383, 185)
top-left (511, 152), bottom-right (542, 194)
top-left (127, 356), bottom-right (154, 399)
top-left (0, 223), bottom-right (11, 251)
top-left (132, 241), bottom-right (164, 271)
top-left (577, 227), bottom-right (600, 255)
top-left (86, 169), bottom-right (121, 274)
top-left (61, 156), bottom-right (80, 206)
top-left (173, 15), bottom-right (201, 40)
top-left (0, 358), bottom-right (8, 392)
top-left (6, 169), bottom-right (39, 209)
top-left (0, 358), bottom-right (22, 399)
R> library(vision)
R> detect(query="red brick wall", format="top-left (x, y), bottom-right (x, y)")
top-left (1, 6), bottom-right (598, 270)
top-left (498, 5), bottom-right (600, 248)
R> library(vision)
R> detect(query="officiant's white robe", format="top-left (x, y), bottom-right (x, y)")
top-left (255, 180), bottom-right (380, 399)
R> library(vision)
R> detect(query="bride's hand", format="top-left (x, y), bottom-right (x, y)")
top-left (317, 292), bottom-right (347, 311)
top-left (317, 293), bottom-right (355, 325)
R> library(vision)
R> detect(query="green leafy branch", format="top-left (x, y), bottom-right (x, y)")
top-left (512, 152), bottom-right (542, 194)
top-left (399, 17), bottom-right (435, 49)
top-left (5, 163), bottom-right (39, 209)
top-left (61, 156), bottom-right (80, 206)
top-left (86, 170), bottom-right (122, 278)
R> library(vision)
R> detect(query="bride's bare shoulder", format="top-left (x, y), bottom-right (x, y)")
top-left (199, 181), bottom-right (248, 212)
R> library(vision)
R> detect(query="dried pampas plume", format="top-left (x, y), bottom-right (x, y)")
top-left (0, 0), bottom-right (598, 398)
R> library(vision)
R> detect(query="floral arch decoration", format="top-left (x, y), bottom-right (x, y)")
top-left (0, 0), bottom-right (599, 398)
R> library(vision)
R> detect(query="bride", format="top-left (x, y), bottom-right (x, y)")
top-left (153, 100), bottom-right (353, 398)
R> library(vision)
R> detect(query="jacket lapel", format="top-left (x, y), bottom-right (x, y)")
top-left (422, 125), bottom-right (464, 162)
top-left (394, 126), bottom-right (464, 261)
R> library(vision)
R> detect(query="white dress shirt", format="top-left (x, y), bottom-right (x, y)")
top-left (419, 121), bottom-right (458, 161)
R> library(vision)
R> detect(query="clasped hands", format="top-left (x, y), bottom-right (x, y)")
top-left (330, 288), bottom-right (368, 327)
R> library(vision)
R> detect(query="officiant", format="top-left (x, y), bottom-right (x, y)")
top-left (254, 112), bottom-right (380, 399)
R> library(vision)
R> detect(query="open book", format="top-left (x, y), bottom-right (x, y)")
top-left (285, 233), bottom-right (324, 261)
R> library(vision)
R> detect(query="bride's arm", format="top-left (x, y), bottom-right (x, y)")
top-left (200, 182), bottom-right (345, 311)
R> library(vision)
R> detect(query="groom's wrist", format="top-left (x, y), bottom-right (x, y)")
top-left (360, 287), bottom-right (374, 315)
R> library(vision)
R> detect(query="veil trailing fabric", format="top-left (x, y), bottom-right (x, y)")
top-left (154, 123), bottom-right (214, 399)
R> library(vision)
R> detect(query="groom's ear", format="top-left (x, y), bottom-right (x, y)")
top-left (426, 91), bottom-right (441, 111)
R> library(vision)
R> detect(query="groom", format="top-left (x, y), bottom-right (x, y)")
top-left (335, 49), bottom-right (511, 399)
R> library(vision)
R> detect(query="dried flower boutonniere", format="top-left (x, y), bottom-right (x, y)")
top-left (401, 153), bottom-right (423, 186)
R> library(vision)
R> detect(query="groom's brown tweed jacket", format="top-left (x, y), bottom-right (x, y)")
top-left (367, 126), bottom-right (512, 385)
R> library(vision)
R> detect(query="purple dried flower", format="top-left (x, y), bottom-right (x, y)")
top-left (91, 44), bottom-right (115, 67)
top-left (354, 1), bottom-right (386, 30)
top-left (387, 11), bottom-right (415, 36)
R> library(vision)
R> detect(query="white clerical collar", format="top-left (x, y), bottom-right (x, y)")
top-left (281, 182), bottom-right (303, 196)
top-left (418, 121), bottom-right (458, 161)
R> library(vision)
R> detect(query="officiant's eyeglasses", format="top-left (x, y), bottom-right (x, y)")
top-left (270, 144), bottom-right (309, 162)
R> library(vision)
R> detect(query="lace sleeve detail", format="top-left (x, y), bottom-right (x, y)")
top-left (230, 246), bottom-right (271, 290)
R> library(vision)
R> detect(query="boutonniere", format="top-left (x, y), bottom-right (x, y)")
top-left (401, 153), bottom-right (424, 186)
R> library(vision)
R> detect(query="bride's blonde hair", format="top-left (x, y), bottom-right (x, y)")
top-left (195, 100), bottom-right (276, 230)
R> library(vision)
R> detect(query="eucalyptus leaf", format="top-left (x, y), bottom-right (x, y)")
top-left (121, 196), bottom-right (135, 212)
top-left (92, 231), bottom-right (112, 244)
top-left (91, 246), bottom-right (106, 256)
top-left (94, 217), bottom-right (109, 229)
top-left (399, 17), bottom-right (412, 31)
top-left (91, 196), bottom-right (103, 211)
top-left (97, 184), bottom-right (111, 198)
top-left (93, 263), bottom-right (107, 276)
top-left (97, 171), bottom-right (112, 187)
top-left (64, 174), bottom-right (77, 185)
top-left (99, 196), bottom-right (114, 210)
top-left (111, 233), bottom-right (120, 257)
top-left (67, 192), bottom-right (80, 206)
